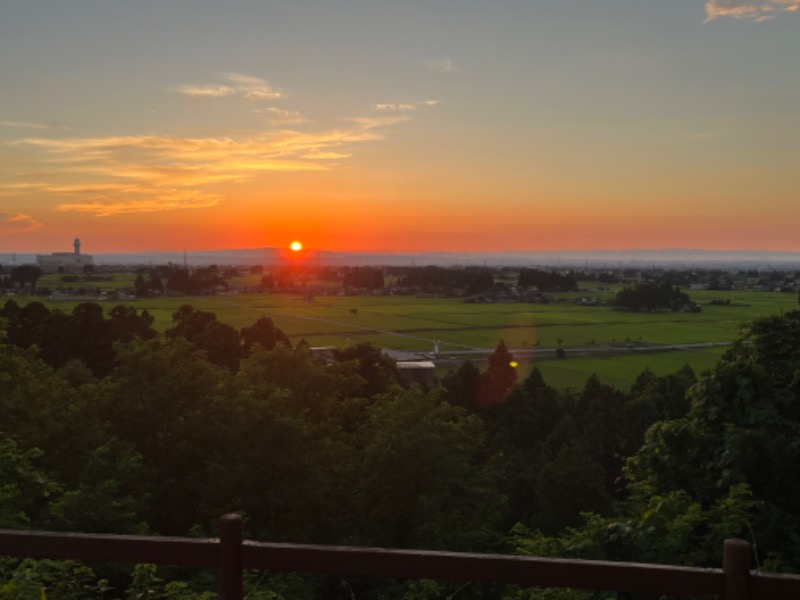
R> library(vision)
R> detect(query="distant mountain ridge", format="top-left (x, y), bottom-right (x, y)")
top-left (3, 248), bottom-right (800, 268)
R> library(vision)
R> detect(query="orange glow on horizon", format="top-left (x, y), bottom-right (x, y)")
top-left (7, 181), bottom-right (800, 254)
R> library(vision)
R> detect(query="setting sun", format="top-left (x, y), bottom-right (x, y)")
top-left (290, 241), bottom-right (303, 252)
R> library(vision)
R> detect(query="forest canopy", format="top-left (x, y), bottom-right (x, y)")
top-left (2, 302), bottom-right (800, 598)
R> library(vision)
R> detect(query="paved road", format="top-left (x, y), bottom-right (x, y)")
top-left (388, 342), bottom-right (732, 364)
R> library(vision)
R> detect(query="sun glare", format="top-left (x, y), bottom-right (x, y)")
top-left (290, 241), bottom-right (303, 252)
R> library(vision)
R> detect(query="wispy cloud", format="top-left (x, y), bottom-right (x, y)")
top-left (175, 85), bottom-right (233, 98)
top-left (301, 151), bottom-right (352, 160)
top-left (5, 116), bottom-right (407, 216)
top-left (0, 120), bottom-right (66, 130)
top-left (372, 99), bottom-right (439, 112)
top-left (0, 182), bottom-right (48, 191)
top-left (424, 57), bottom-right (458, 73)
top-left (704, 0), bottom-right (800, 22)
top-left (222, 72), bottom-right (283, 100)
top-left (0, 212), bottom-right (42, 234)
top-left (174, 72), bottom-right (282, 100)
top-left (55, 189), bottom-right (222, 217)
top-left (255, 107), bottom-right (308, 125)
top-left (1, 71), bottom-right (425, 217)
top-left (352, 115), bottom-right (413, 127)
top-left (374, 103), bottom-right (417, 112)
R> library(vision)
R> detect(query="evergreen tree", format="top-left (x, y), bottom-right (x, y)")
top-left (440, 361), bottom-right (480, 410)
top-left (476, 340), bottom-right (517, 408)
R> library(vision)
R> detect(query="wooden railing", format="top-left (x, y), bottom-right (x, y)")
top-left (2, 514), bottom-right (800, 599)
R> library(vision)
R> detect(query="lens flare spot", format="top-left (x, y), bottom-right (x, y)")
top-left (509, 361), bottom-right (519, 368)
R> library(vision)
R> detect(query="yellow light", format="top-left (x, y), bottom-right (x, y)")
top-left (509, 361), bottom-right (519, 368)
top-left (290, 241), bottom-right (303, 252)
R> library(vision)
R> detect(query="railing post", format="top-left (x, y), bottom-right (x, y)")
top-left (723, 538), bottom-right (751, 600)
top-left (220, 513), bottom-right (243, 600)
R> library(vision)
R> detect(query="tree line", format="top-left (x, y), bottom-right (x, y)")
top-left (613, 281), bottom-right (691, 312)
top-left (394, 266), bottom-right (494, 293)
top-left (517, 268), bottom-right (578, 292)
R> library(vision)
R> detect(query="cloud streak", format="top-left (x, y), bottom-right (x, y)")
top-left (0, 120), bottom-right (66, 130)
top-left (424, 57), bottom-right (458, 73)
top-left (704, 0), bottom-right (800, 22)
top-left (55, 189), bottom-right (223, 217)
top-left (255, 107), bottom-right (308, 125)
top-left (372, 99), bottom-right (439, 111)
top-left (4, 114), bottom-right (409, 216)
top-left (0, 212), bottom-right (42, 234)
top-left (174, 72), bottom-right (282, 100)
top-left (1, 71), bottom-right (427, 218)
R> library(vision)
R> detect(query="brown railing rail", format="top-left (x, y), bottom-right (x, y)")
top-left (2, 514), bottom-right (800, 599)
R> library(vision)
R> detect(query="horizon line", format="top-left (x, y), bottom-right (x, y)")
top-left (6, 247), bottom-right (800, 256)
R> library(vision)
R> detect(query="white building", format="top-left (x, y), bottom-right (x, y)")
top-left (37, 238), bottom-right (94, 273)
top-left (396, 360), bottom-right (437, 387)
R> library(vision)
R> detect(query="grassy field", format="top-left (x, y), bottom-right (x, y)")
top-left (5, 280), bottom-right (798, 392)
top-left (534, 347), bottom-right (728, 392)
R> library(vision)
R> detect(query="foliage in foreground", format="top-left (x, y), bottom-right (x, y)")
top-left (3, 305), bottom-right (800, 597)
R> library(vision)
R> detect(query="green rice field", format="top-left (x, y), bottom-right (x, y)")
top-left (6, 279), bottom-right (799, 392)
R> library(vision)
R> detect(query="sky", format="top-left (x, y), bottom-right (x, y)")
top-left (1, 0), bottom-right (799, 254)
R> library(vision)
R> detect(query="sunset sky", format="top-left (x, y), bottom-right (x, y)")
top-left (1, 1), bottom-right (799, 254)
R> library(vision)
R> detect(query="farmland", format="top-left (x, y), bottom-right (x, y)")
top-left (6, 273), bottom-right (799, 392)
